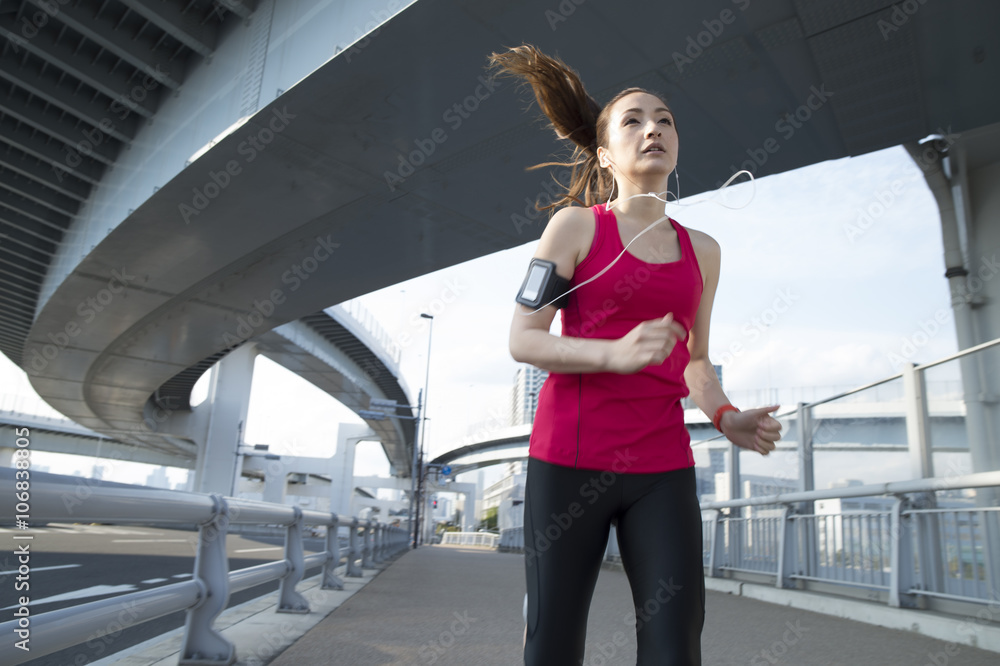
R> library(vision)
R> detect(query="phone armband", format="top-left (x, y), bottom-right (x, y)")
top-left (515, 258), bottom-right (571, 310)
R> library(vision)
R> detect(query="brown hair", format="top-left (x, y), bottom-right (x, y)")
top-left (488, 44), bottom-right (672, 212)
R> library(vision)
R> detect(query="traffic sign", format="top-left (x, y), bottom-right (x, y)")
top-left (441, 465), bottom-right (451, 476)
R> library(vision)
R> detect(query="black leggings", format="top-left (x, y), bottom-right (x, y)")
top-left (523, 457), bottom-right (705, 666)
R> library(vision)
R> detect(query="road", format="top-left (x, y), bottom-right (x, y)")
top-left (1, 522), bottom-right (326, 666)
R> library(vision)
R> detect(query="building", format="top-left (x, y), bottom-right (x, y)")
top-left (511, 365), bottom-right (548, 426)
top-left (480, 461), bottom-right (527, 531)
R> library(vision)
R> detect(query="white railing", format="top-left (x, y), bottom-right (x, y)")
top-left (701, 471), bottom-right (1000, 610)
top-left (441, 531), bottom-right (499, 548)
top-left (0, 469), bottom-right (410, 666)
top-left (333, 299), bottom-right (402, 366)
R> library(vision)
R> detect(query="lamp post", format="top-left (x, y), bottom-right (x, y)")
top-left (412, 313), bottom-right (433, 547)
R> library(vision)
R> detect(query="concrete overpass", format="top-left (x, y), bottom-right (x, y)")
top-left (1, 0), bottom-right (999, 498)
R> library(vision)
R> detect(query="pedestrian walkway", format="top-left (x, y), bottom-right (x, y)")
top-left (270, 545), bottom-right (999, 665)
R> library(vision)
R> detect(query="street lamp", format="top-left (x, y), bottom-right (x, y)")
top-left (412, 313), bottom-right (433, 547)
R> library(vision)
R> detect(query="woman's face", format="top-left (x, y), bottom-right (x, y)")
top-left (599, 92), bottom-right (678, 183)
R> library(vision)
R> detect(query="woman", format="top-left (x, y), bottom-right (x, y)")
top-left (490, 45), bottom-right (783, 665)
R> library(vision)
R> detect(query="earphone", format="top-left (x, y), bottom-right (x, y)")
top-left (518, 163), bottom-right (755, 315)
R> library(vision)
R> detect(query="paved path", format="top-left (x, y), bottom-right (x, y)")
top-left (271, 545), bottom-right (998, 665)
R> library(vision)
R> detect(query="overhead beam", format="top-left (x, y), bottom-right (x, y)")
top-left (0, 187), bottom-right (71, 230)
top-left (215, 0), bottom-right (258, 21)
top-left (25, 0), bottom-right (184, 90)
top-left (0, 50), bottom-right (141, 144)
top-left (0, 116), bottom-right (106, 185)
top-left (118, 0), bottom-right (218, 57)
top-left (0, 168), bottom-right (80, 218)
top-left (0, 12), bottom-right (159, 119)
top-left (0, 91), bottom-right (120, 165)
top-left (0, 145), bottom-right (91, 202)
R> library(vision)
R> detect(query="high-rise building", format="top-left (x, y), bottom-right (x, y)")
top-left (511, 365), bottom-right (549, 426)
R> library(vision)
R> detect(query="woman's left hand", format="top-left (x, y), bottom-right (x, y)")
top-left (721, 405), bottom-right (782, 455)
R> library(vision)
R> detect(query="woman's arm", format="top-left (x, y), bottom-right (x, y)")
top-left (509, 207), bottom-right (688, 374)
top-left (683, 231), bottom-right (781, 454)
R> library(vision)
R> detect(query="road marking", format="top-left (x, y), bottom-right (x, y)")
top-left (112, 539), bottom-right (191, 543)
top-left (141, 578), bottom-right (170, 584)
top-left (233, 546), bottom-right (283, 553)
top-left (0, 563), bottom-right (81, 576)
top-left (1, 584), bottom-right (138, 610)
top-left (172, 573), bottom-right (193, 579)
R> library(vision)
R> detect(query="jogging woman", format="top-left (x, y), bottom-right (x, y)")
top-left (491, 45), bottom-right (783, 665)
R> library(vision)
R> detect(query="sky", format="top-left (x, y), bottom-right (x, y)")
top-left (0, 143), bottom-right (965, 493)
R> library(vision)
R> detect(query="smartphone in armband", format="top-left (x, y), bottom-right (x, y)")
top-left (515, 258), bottom-right (571, 310)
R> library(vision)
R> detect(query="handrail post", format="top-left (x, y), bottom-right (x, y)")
top-left (322, 515), bottom-right (344, 590)
top-left (179, 494), bottom-right (236, 665)
top-left (278, 507), bottom-right (310, 614)
top-left (889, 496), bottom-right (919, 608)
top-left (796, 402), bottom-right (818, 579)
top-left (363, 519), bottom-right (376, 568)
top-left (708, 510), bottom-right (725, 578)
top-left (346, 518), bottom-right (363, 577)
top-left (903, 363), bottom-right (934, 479)
top-left (776, 504), bottom-right (798, 589)
top-left (373, 523), bottom-right (384, 564)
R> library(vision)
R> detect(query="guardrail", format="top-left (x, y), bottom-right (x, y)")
top-left (701, 471), bottom-right (1000, 611)
top-left (441, 531), bottom-right (500, 548)
top-left (0, 469), bottom-right (409, 666)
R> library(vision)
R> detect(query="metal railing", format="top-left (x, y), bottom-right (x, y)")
top-left (701, 471), bottom-right (1000, 611)
top-left (441, 531), bottom-right (500, 548)
top-left (0, 469), bottom-right (410, 666)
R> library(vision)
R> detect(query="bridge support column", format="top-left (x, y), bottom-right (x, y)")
top-left (910, 127), bottom-right (1000, 598)
top-left (330, 423), bottom-right (377, 516)
top-left (192, 344), bottom-right (257, 495)
top-left (0, 447), bottom-right (14, 467)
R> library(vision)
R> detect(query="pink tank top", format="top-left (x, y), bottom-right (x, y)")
top-left (529, 203), bottom-right (704, 473)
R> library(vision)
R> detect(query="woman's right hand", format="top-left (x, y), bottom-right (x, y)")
top-left (608, 313), bottom-right (688, 374)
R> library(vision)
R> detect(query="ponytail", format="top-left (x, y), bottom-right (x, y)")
top-left (487, 44), bottom-right (611, 212)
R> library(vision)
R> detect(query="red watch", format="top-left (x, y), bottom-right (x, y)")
top-left (713, 404), bottom-right (740, 432)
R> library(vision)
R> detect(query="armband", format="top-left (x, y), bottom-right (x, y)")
top-left (515, 258), bottom-right (571, 310)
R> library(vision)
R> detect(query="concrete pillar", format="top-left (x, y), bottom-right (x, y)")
top-left (329, 423), bottom-right (377, 516)
top-left (192, 344), bottom-right (257, 495)
top-left (0, 447), bottom-right (15, 467)
top-left (464, 491), bottom-right (476, 533)
top-left (909, 127), bottom-right (1000, 484)
top-left (262, 456), bottom-right (288, 505)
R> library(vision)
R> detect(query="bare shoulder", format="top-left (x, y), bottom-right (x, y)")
top-left (684, 225), bottom-right (721, 255)
top-left (537, 205), bottom-right (597, 270)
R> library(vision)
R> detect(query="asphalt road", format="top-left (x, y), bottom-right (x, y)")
top-left (0, 522), bottom-right (327, 666)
